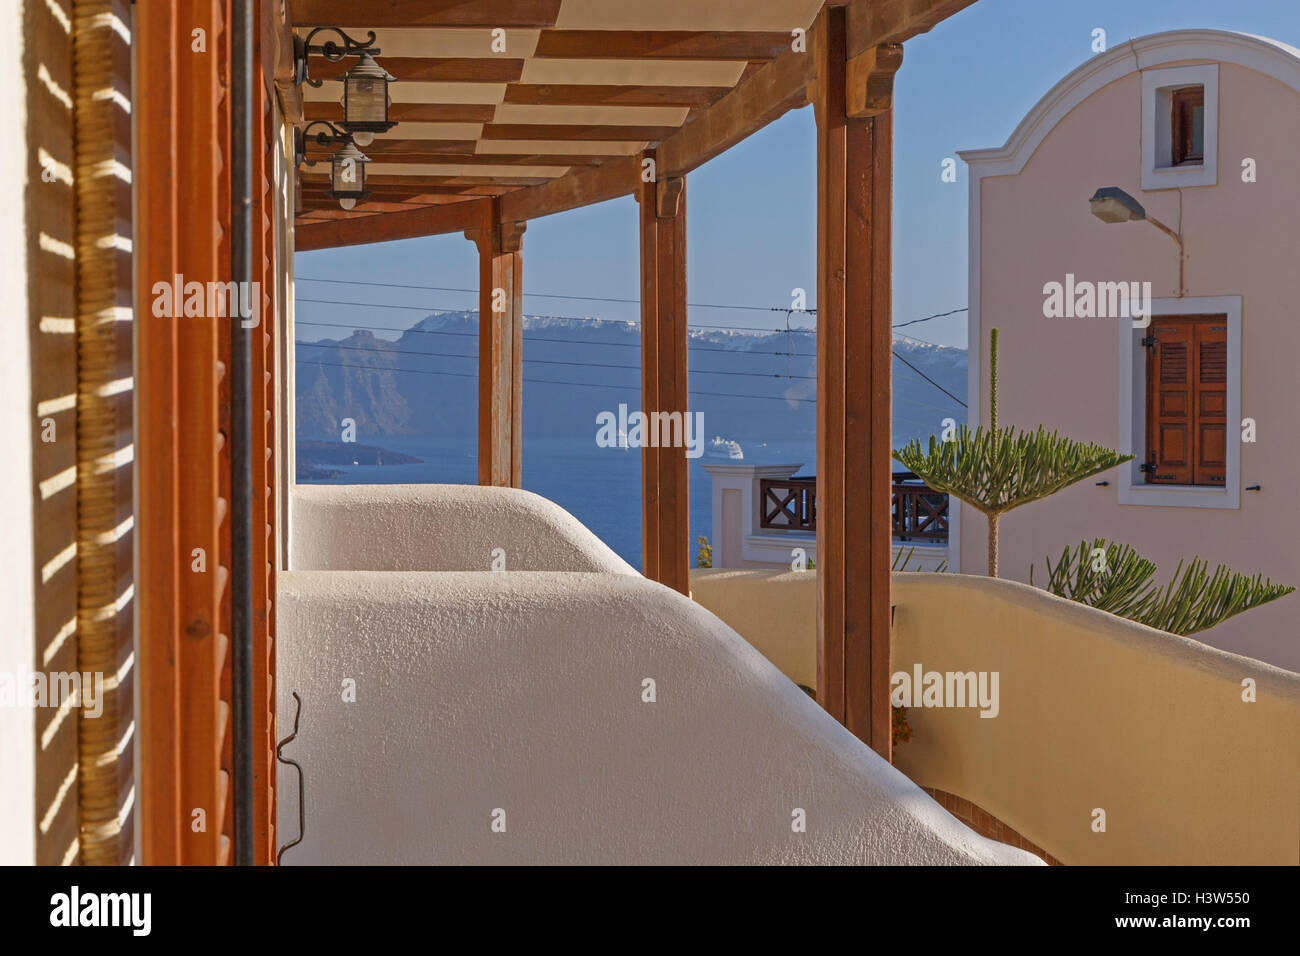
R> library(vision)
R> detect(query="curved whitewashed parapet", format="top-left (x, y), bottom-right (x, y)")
top-left (275, 570), bottom-right (1040, 866)
top-left (290, 483), bottom-right (636, 574)
top-left (891, 574), bottom-right (1300, 865)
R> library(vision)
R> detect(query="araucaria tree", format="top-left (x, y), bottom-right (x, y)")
top-left (1032, 539), bottom-right (1294, 636)
top-left (893, 329), bottom-right (1133, 576)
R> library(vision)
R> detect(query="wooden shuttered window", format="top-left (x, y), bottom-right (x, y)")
top-left (1171, 86), bottom-right (1205, 167)
top-left (135, 0), bottom-right (281, 865)
top-left (1144, 314), bottom-right (1227, 487)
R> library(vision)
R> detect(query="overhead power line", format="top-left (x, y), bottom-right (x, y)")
top-left (296, 339), bottom-right (817, 381)
top-left (297, 317), bottom-right (816, 357)
top-left (297, 359), bottom-right (818, 405)
top-left (298, 275), bottom-right (817, 316)
top-left (296, 289), bottom-right (968, 407)
top-left (296, 276), bottom-right (968, 330)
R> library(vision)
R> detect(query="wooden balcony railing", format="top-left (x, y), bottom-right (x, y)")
top-left (759, 476), bottom-right (817, 532)
top-left (891, 472), bottom-right (949, 541)
top-left (758, 472), bottom-right (948, 542)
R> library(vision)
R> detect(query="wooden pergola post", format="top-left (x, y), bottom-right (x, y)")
top-left (813, 6), bottom-right (902, 759)
top-left (637, 154), bottom-right (690, 594)
top-left (468, 200), bottom-right (525, 487)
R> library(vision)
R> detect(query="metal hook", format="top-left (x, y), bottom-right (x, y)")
top-left (275, 691), bottom-right (305, 865)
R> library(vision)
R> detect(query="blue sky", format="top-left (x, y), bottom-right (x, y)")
top-left (296, 0), bottom-right (1300, 349)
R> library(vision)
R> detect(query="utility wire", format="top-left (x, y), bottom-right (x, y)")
top-left (296, 339), bottom-right (817, 381)
top-left (297, 358), bottom-right (818, 405)
top-left (297, 275), bottom-right (967, 330)
top-left (893, 306), bottom-right (968, 329)
top-left (297, 299), bottom-right (967, 406)
top-left (298, 275), bottom-right (817, 316)
top-left (295, 318), bottom-right (816, 357)
top-left (892, 351), bottom-right (967, 407)
top-left (298, 297), bottom-right (813, 334)
top-left (298, 343), bottom-right (962, 410)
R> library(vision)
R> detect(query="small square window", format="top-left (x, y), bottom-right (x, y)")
top-left (1171, 87), bottom-right (1205, 166)
top-left (1141, 64), bottom-right (1217, 190)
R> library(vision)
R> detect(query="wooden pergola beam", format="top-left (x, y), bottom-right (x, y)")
top-left (305, 103), bottom-right (496, 124)
top-left (498, 155), bottom-right (640, 223)
top-left (482, 124), bottom-right (676, 142)
top-left (498, 31), bottom-right (815, 223)
top-left (270, 0), bottom-right (303, 126)
top-left (288, 0), bottom-right (563, 28)
top-left (657, 30), bottom-right (815, 178)
top-left (504, 84), bottom-right (733, 108)
top-left (846, 0), bottom-right (978, 55)
top-left (533, 30), bottom-right (792, 61)
top-left (294, 196), bottom-right (488, 250)
top-left (308, 57), bottom-right (524, 83)
top-left (846, 43), bottom-right (903, 118)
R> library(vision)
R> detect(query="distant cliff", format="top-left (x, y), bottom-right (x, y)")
top-left (294, 311), bottom-right (966, 447)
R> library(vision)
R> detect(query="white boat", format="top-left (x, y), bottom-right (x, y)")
top-left (707, 437), bottom-right (744, 460)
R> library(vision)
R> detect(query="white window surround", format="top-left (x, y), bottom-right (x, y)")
top-left (1116, 295), bottom-right (1241, 510)
top-left (1141, 64), bottom-right (1218, 190)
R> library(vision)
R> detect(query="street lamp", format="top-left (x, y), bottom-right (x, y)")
top-left (1088, 186), bottom-right (1185, 294)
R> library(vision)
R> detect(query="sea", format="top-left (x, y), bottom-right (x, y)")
top-left (300, 434), bottom-right (819, 570)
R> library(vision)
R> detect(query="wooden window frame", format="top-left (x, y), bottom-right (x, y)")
top-left (1143, 314), bottom-right (1228, 489)
top-left (1171, 86), bottom-right (1205, 167)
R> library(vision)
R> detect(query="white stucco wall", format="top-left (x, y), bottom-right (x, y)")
top-left (275, 569), bottom-right (1041, 865)
top-left (291, 483), bottom-right (637, 574)
top-left (0, 0), bottom-right (34, 865)
top-left (962, 31), bottom-right (1300, 672)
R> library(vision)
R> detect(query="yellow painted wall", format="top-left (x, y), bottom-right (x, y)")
top-left (690, 568), bottom-right (1300, 865)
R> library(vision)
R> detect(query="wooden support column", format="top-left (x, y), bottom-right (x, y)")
top-left (637, 154), bottom-right (690, 594)
top-left (468, 201), bottom-right (525, 487)
top-left (813, 7), bottom-right (900, 759)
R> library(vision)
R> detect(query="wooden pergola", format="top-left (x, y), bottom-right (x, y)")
top-left (290, 0), bottom-right (976, 752)
top-left (132, 0), bottom-right (976, 865)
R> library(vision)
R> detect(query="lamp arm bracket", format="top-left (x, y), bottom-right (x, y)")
top-left (296, 28), bottom-right (381, 88)
top-left (1145, 214), bottom-right (1183, 250)
top-left (302, 120), bottom-right (351, 148)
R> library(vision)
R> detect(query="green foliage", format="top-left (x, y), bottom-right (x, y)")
top-left (892, 545), bottom-right (947, 573)
top-left (892, 327), bottom-right (1132, 577)
top-left (892, 705), bottom-right (913, 747)
top-left (1032, 538), bottom-right (1294, 636)
top-left (893, 425), bottom-right (1133, 518)
top-left (696, 534), bottom-right (712, 569)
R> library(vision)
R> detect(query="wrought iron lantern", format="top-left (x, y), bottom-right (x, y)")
top-left (294, 28), bottom-right (397, 146)
top-left (295, 121), bottom-right (370, 210)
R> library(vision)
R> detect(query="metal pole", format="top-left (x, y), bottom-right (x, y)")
top-left (230, 0), bottom-right (256, 866)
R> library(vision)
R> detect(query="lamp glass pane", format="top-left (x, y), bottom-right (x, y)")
top-left (332, 153), bottom-right (364, 197)
top-left (346, 75), bottom-right (387, 125)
